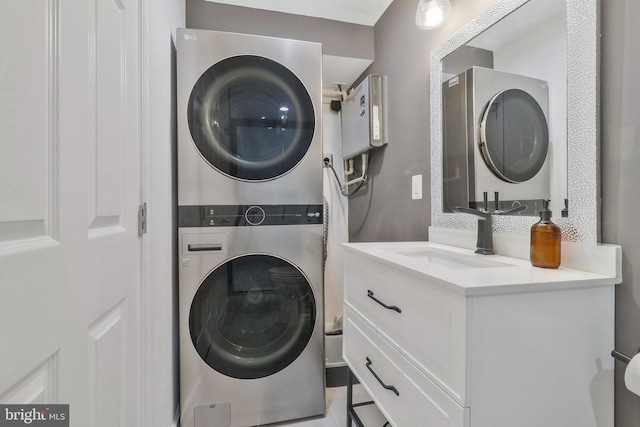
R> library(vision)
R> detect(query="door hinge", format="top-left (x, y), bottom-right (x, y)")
top-left (138, 202), bottom-right (147, 235)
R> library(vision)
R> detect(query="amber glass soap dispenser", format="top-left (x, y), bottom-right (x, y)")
top-left (530, 199), bottom-right (561, 268)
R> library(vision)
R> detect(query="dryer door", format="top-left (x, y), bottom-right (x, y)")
top-left (479, 88), bottom-right (549, 183)
top-left (189, 254), bottom-right (316, 379)
top-left (187, 55), bottom-right (315, 182)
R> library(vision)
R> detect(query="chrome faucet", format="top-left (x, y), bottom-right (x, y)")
top-left (452, 193), bottom-right (527, 255)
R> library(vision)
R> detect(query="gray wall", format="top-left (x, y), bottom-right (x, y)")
top-left (186, 0), bottom-right (374, 60)
top-left (601, 0), bottom-right (640, 424)
top-left (347, 0), bottom-right (495, 242)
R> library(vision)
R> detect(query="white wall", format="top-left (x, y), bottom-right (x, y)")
top-left (322, 103), bottom-right (349, 331)
top-left (143, 0), bottom-right (184, 426)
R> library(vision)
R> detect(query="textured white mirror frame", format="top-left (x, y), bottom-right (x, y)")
top-left (430, 0), bottom-right (600, 244)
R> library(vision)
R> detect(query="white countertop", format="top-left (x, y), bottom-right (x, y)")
top-left (344, 241), bottom-right (621, 296)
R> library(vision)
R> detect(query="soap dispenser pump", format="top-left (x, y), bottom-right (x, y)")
top-left (530, 199), bottom-right (561, 269)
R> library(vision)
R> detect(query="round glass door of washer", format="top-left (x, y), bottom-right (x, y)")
top-left (187, 55), bottom-right (315, 181)
top-left (189, 254), bottom-right (316, 379)
top-left (479, 88), bottom-right (549, 183)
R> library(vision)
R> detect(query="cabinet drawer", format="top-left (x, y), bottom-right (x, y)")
top-left (345, 252), bottom-right (467, 404)
top-left (344, 306), bottom-right (468, 427)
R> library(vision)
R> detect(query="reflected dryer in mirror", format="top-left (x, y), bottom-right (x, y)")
top-left (442, 66), bottom-right (549, 216)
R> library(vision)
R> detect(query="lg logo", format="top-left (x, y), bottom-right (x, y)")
top-left (183, 34), bottom-right (198, 41)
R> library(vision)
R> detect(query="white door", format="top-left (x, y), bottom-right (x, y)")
top-left (0, 1), bottom-right (142, 426)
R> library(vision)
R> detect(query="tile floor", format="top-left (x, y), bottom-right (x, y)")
top-left (270, 385), bottom-right (388, 427)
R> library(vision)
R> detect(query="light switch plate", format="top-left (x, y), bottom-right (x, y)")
top-left (412, 174), bottom-right (422, 200)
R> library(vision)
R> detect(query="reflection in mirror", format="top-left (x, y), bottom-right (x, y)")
top-left (441, 0), bottom-right (566, 217)
top-left (430, 0), bottom-right (600, 244)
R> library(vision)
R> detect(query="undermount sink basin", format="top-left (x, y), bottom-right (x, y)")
top-left (382, 247), bottom-right (513, 269)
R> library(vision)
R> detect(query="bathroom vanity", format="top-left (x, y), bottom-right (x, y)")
top-left (342, 241), bottom-right (620, 427)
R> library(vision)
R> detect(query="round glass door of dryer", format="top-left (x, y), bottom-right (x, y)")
top-left (189, 254), bottom-right (316, 379)
top-left (187, 55), bottom-right (315, 181)
top-left (479, 88), bottom-right (549, 183)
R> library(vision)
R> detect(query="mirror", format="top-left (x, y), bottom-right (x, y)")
top-left (431, 0), bottom-right (600, 244)
top-left (441, 0), bottom-right (565, 216)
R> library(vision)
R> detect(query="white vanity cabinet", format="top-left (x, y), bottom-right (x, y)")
top-left (342, 242), bottom-right (620, 427)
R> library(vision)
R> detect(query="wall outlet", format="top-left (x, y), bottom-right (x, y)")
top-left (412, 174), bottom-right (423, 200)
top-left (323, 154), bottom-right (333, 168)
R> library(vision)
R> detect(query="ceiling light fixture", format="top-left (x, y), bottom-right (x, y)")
top-left (415, 0), bottom-right (452, 30)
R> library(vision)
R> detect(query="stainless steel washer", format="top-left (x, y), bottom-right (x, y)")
top-left (177, 28), bottom-right (322, 206)
top-left (178, 205), bottom-right (325, 427)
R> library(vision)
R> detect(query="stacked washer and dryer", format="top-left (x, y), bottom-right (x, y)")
top-left (177, 29), bottom-right (325, 427)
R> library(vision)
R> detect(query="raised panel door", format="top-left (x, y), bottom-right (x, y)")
top-left (0, 1), bottom-right (142, 427)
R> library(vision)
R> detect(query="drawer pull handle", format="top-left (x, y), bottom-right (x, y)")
top-left (188, 244), bottom-right (222, 251)
top-left (367, 290), bottom-right (401, 313)
top-left (366, 357), bottom-right (399, 396)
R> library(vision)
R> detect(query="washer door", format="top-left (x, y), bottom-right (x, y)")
top-left (479, 88), bottom-right (549, 183)
top-left (187, 55), bottom-right (315, 181)
top-left (189, 254), bottom-right (316, 379)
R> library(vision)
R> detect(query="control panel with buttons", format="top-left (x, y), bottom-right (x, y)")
top-left (178, 204), bottom-right (323, 227)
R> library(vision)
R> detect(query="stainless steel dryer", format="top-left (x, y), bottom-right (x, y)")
top-left (178, 205), bottom-right (325, 427)
top-left (177, 28), bottom-right (322, 206)
top-left (442, 66), bottom-right (550, 214)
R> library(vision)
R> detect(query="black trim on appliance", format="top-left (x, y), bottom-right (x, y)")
top-left (178, 204), bottom-right (323, 227)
